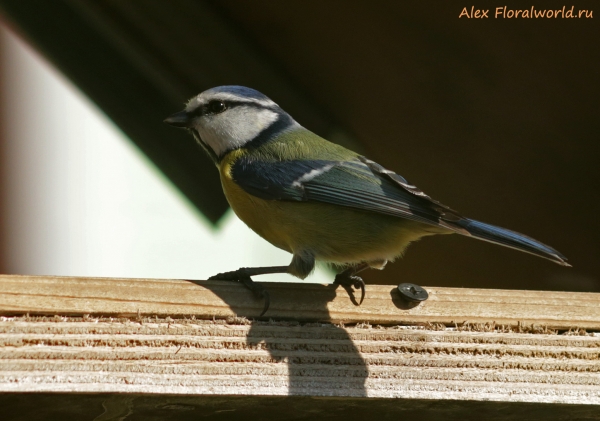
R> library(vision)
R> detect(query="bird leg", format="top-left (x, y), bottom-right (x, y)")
top-left (334, 263), bottom-right (369, 306)
top-left (208, 266), bottom-right (289, 316)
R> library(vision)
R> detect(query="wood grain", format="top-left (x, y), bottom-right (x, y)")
top-left (0, 274), bottom-right (599, 329)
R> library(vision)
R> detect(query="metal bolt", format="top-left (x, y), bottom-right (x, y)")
top-left (397, 283), bottom-right (429, 302)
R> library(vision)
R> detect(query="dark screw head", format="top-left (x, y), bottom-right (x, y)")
top-left (397, 283), bottom-right (429, 302)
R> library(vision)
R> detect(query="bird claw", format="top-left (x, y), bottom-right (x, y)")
top-left (209, 271), bottom-right (270, 316)
top-left (259, 292), bottom-right (270, 317)
top-left (334, 274), bottom-right (366, 306)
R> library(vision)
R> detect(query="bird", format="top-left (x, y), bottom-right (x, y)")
top-left (164, 85), bottom-right (569, 315)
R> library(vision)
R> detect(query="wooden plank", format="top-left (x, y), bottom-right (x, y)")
top-left (0, 274), bottom-right (599, 329)
top-left (0, 274), bottom-right (599, 408)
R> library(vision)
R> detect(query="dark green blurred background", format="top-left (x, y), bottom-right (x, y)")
top-left (0, 0), bottom-right (598, 291)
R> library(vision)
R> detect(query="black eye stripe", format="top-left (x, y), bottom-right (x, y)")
top-left (190, 100), bottom-right (279, 117)
top-left (189, 101), bottom-right (226, 117)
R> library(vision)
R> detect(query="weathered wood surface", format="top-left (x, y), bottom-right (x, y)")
top-left (0, 274), bottom-right (599, 329)
top-left (0, 316), bottom-right (599, 405)
top-left (0, 274), bottom-right (599, 407)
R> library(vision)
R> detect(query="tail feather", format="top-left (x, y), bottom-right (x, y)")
top-left (457, 219), bottom-right (570, 267)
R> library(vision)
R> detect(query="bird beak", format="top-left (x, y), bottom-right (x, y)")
top-left (164, 110), bottom-right (192, 128)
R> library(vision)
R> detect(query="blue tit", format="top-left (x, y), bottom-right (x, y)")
top-left (165, 85), bottom-right (569, 314)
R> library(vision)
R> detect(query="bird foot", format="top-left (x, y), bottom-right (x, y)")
top-left (334, 274), bottom-right (366, 306)
top-left (209, 271), bottom-right (270, 317)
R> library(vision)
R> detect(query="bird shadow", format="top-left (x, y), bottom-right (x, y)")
top-left (199, 281), bottom-right (369, 398)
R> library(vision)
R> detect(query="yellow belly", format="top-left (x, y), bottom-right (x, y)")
top-left (219, 155), bottom-right (441, 265)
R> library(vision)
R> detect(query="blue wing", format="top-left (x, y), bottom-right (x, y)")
top-left (230, 155), bottom-right (465, 232)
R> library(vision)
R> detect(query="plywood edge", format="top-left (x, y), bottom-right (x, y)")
top-left (0, 315), bottom-right (598, 405)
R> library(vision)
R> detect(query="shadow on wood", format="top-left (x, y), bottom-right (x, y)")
top-left (202, 281), bottom-right (369, 397)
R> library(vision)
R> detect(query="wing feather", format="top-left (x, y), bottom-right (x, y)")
top-left (231, 156), bottom-right (466, 233)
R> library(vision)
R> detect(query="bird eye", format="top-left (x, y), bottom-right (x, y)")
top-left (207, 100), bottom-right (227, 114)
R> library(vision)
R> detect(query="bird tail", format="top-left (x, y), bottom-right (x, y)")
top-left (456, 218), bottom-right (570, 267)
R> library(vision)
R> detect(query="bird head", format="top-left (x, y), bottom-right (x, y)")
top-left (165, 86), bottom-right (296, 162)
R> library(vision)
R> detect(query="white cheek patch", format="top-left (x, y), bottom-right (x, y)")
top-left (194, 107), bottom-right (279, 157)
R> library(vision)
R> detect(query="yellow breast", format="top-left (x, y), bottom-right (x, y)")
top-left (219, 151), bottom-right (296, 253)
